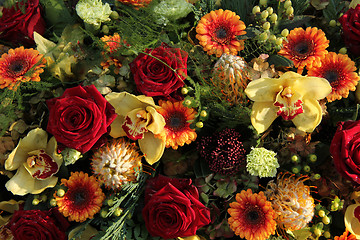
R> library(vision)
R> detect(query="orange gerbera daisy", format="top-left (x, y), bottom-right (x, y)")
top-left (55, 171), bottom-right (105, 222)
top-left (196, 9), bottom-right (246, 57)
top-left (308, 52), bottom-right (360, 102)
top-left (0, 46), bottom-right (46, 90)
top-left (334, 230), bottom-right (357, 240)
top-left (227, 189), bottom-right (277, 240)
top-left (278, 27), bottom-right (329, 73)
top-left (155, 100), bottom-right (197, 150)
top-left (100, 33), bottom-right (123, 74)
top-left (116, 0), bottom-right (152, 8)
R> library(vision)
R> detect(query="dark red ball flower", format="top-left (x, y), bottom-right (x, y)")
top-left (198, 128), bottom-right (246, 175)
top-left (142, 175), bottom-right (211, 239)
top-left (130, 43), bottom-right (188, 100)
top-left (0, 0), bottom-right (46, 47)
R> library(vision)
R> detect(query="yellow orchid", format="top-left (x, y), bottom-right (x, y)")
top-left (0, 200), bottom-right (23, 226)
top-left (245, 71), bottom-right (331, 134)
top-left (345, 203), bottom-right (360, 238)
top-left (105, 92), bottom-right (166, 165)
top-left (5, 128), bottom-right (63, 196)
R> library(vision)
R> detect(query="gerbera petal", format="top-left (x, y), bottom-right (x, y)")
top-left (292, 98), bottom-right (322, 133)
top-left (250, 102), bottom-right (278, 134)
top-left (138, 132), bottom-right (165, 165)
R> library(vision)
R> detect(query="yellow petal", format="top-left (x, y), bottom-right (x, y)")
top-left (291, 74), bottom-right (332, 100)
top-left (178, 235), bottom-right (201, 240)
top-left (46, 137), bottom-right (63, 167)
top-left (0, 200), bottom-right (22, 214)
top-left (5, 165), bottom-right (58, 196)
top-left (68, 224), bottom-right (98, 240)
top-left (109, 116), bottom-right (126, 138)
top-left (5, 128), bottom-right (48, 171)
top-left (345, 204), bottom-right (360, 237)
top-left (291, 98), bottom-right (322, 132)
top-left (245, 77), bottom-right (284, 102)
top-left (146, 106), bottom-right (166, 135)
top-left (105, 92), bottom-right (156, 116)
top-left (251, 102), bottom-right (278, 134)
top-left (350, 0), bottom-right (360, 8)
top-left (138, 132), bottom-right (165, 165)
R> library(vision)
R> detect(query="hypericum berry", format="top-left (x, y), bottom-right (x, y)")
top-left (196, 122), bottom-right (204, 128)
top-left (281, 29), bottom-right (289, 37)
top-left (200, 110), bottom-right (207, 117)
top-left (318, 210), bottom-right (326, 218)
top-left (269, 13), bottom-right (277, 23)
top-left (267, 7), bottom-right (273, 15)
top-left (314, 228), bottom-right (322, 237)
top-left (253, 5), bottom-right (261, 14)
top-left (286, 6), bottom-right (294, 15)
top-left (57, 189), bottom-right (66, 197)
top-left (322, 216), bottom-right (330, 225)
top-left (339, 47), bottom-right (347, 54)
top-left (329, 20), bottom-right (337, 27)
top-left (181, 87), bottom-right (189, 95)
top-left (263, 22), bottom-right (271, 30)
top-left (284, 0), bottom-right (292, 9)
top-left (308, 154), bottom-right (317, 163)
top-left (261, 10), bottom-right (269, 19)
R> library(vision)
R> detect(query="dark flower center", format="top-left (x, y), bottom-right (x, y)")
top-left (324, 70), bottom-right (339, 83)
top-left (246, 210), bottom-right (260, 223)
top-left (294, 41), bottom-right (310, 55)
top-left (71, 189), bottom-right (89, 206)
top-left (167, 112), bottom-right (186, 131)
top-left (9, 60), bottom-right (25, 73)
top-left (216, 28), bottom-right (228, 39)
top-left (244, 205), bottom-right (264, 225)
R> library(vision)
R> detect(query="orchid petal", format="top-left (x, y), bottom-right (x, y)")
top-left (251, 102), bottom-right (278, 134)
top-left (291, 75), bottom-right (332, 100)
top-left (138, 132), bottom-right (165, 165)
top-left (5, 128), bottom-right (48, 171)
top-left (146, 106), bottom-right (166, 135)
top-left (109, 116), bottom-right (126, 138)
top-left (345, 204), bottom-right (360, 237)
top-left (5, 165), bottom-right (58, 196)
top-left (245, 77), bottom-right (284, 102)
top-left (292, 98), bottom-right (322, 132)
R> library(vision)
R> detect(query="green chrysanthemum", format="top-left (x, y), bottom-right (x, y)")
top-left (76, 0), bottom-right (112, 29)
top-left (246, 147), bottom-right (279, 178)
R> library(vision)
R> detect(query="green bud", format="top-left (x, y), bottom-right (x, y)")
top-left (260, 0), bottom-right (267, 6)
top-left (184, 99), bottom-right (192, 106)
top-left (269, 34), bottom-right (276, 42)
top-left (275, 38), bottom-right (283, 46)
top-left (114, 208), bottom-right (123, 217)
top-left (57, 189), bottom-right (66, 197)
top-left (303, 165), bottom-right (311, 173)
top-left (314, 228), bottom-right (322, 237)
top-left (324, 232), bottom-right (331, 239)
top-left (339, 47), bottom-right (347, 54)
top-left (107, 199), bottom-right (114, 206)
top-left (102, 25), bottom-right (109, 35)
top-left (292, 165), bottom-right (301, 174)
top-left (313, 173), bottom-right (321, 180)
top-left (181, 87), bottom-right (189, 95)
top-left (100, 209), bottom-right (108, 218)
top-left (110, 11), bottom-right (119, 20)
top-left (263, 22), bottom-right (271, 30)
top-left (269, 13), bottom-right (278, 23)
top-left (258, 32), bottom-right (268, 41)
top-left (252, 6), bottom-right (261, 14)
top-left (196, 122), bottom-right (204, 128)
top-left (281, 29), bottom-right (289, 37)
top-left (322, 216), bottom-right (330, 225)
top-left (308, 154), bottom-right (317, 163)
top-left (49, 199), bottom-right (57, 207)
top-left (329, 20), bottom-right (337, 27)
top-left (261, 10), bottom-right (269, 19)
top-left (286, 6), bottom-right (294, 15)
top-left (291, 154), bottom-right (300, 163)
top-left (200, 110), bottom-right (207, 117)
top-left (284, 0), bottom-right (292, 9)
top-left (32, 198), bottom-right (40, 205)
top-left (318, 210), bottom-right (326, 218)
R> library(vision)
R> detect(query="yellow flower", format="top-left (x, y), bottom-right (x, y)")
top-left (0, 200), bottom-right (23, 226)
top-left (245, 71), bottom-right (331, 133)
top-left (345, 203), bottom-right (360, 239)
top-left (350, 0), bottom-right (360, 8)
top-left (4, 128), bottom-right (63, 196)
top-left (105, 92), bottom-right (166, 165)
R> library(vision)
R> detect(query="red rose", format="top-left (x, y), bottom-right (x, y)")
top-left (5, 208), bottom-right (69, 240)
top-left (130, 43), bottom-right (188, 99)
top-left (339, 5), bottom-right (360, 55)
top-left (46, 85), bottom-right (117, 153)
top-left (0, 0), bottom-right (46, 47)
top-left (330, 120), bottom-right (360, 184)
top-left (142, 175), bottom-right (211, 239)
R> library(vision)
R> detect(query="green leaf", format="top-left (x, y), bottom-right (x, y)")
top-left (322, 0), bottom-right (346, 21)
top-left (237, 27), bottom-right (262, 40)
top-left (268, 55), bottom-right (294, 68)
top-left (278, 15), bottom-right (315, 31)
top-left (220, 0), bottom-right (257, 25)
top-left (292, 0), bottom-right (310, 15)
top-left (134, 225), bottom-right (141, 239)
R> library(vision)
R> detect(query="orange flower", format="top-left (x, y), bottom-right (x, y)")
top-left (0, 46), bottom-right (46, 90)
top-left (155, 100), bottom-right (197, 150)
top-left (116, 0), bottom-right (152, 8)
top-left (196, 9), bottom-right (246, 57)
top-left (278, 27), bottom-right (329, 73)
top-left (308, 52), bottom-right (360, 102)
top-left (55, 171), bottom-right (105, 222)
top-left (100, 33), bottom-right (123, 74)
top-left (227, 189), bottom-right (277, 240)
top-left (334, 230), bottom-right (357, 240)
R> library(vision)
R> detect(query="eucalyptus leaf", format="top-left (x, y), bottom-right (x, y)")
top-left (268, 55), bottom-right (294, 68)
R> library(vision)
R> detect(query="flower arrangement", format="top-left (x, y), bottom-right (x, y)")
top-left (2, 0), bottom-right (360, 239)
